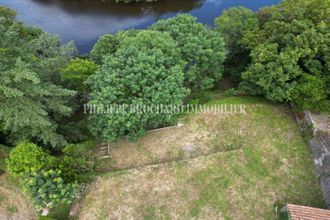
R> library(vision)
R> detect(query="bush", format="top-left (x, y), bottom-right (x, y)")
top-left (61, 58), bottom-right (99, 93)
top-left (292, 74), bottom-right (330, 113)
top-left (224, 88), bottom-right (239, 97)
top-left (6, 142), bottom-right (54, 176)
top-left (58, 141), bottom-right (98, 182)
top-left (23, 169), bottom-right (78, 210)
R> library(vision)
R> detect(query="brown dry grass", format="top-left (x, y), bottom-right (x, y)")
top-left (0, 174), bottom-right (37, 220)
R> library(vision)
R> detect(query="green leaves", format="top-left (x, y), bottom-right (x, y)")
top-left (88, 30), bottom-right (189, 142)
top-left (0, 6), bottom-right (77, 147)
top-left (151, 14), bottom-right (226, 90)
top-left (6, 142), bottom-right (55, 176)
top-left (61, 58), bottom-right (99, 93)
top-left (23, 169), bottom-right (78, 210)
top-left (237, 0), bottom-right (329, 112)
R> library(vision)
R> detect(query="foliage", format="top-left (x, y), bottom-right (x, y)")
top-left (23, 169), bottom-right (78, 210)
top-left (61, 58), bottom-right (99, 93)
top-left (6, 142), bottom-right (54, 176)
top-left (292, 74), bottom-right (330, 112)
top-left (0, 144), bottom-right (10, 172)
top-left (58, 117), bottom-right (91, 143)
top-left (87, 30), bottom-right (189, 141)
top-left (58, 141), bottom-right (98, 182)
top-left (224, 88), bottom-right (239, 97)
top-left (214, 7), bottom-right (258, 81)
top-left (240, 0), bottom-right (330, 112)
top-left (151, 14), bottom-right (226, 90)
top-left (90, 30), bottom-right (140, 64)
top-left (90, 34), bottom-right (120, 64)
top-left (0, 6), bottom-right (77, 147)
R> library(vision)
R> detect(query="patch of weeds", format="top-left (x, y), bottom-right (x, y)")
top-left (243, 147), bottom-right (269, 177)
top-left (278, 211), bottom-right (290, 220)
top-left (6, 206), bottom-right (18, 215)
top-left (223, 138), bottom-right (245, 151)
top-left (174, 160), bottom-right (188, 183)
top-left (103, 169), bottom-right (129, 177)
top-left (273, 201), bottom-right (289, 220)
top-left (299, 121), bottom-right (314, 144)
top-left (47, 203), bottom-right (71, 220)
top-left (136, 142), bottom-right (144, 153)
top-left (187, 91), bottom-right (213, 105)
top-left (166, 148), bottom-right (185, 160)
top-left (139, 204), bottom-right (170, 220)
top-left (212, 134), bottom-right (244, 153)
top-left (177, 148), bottom-right (185, 158)
top-left (0, 159), bottom-right (7, 172)
top-left (189, 167), bottom-right (231, 218)
top-left (224, 88), bottom-right (239, 97)
top-left (0, 194), bottom-right (6, 203)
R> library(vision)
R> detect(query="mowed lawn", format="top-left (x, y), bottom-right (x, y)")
top-left (77, 92), bottom-right (324, 220)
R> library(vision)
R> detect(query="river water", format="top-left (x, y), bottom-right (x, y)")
top-left (0, 0), bottom-right (279, 53)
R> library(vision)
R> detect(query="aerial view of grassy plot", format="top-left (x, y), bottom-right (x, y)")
top-left (0, 0), bottom-right (329, 219)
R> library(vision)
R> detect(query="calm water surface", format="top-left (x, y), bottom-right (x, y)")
top-left (0, 0), bottom-right (279, 53)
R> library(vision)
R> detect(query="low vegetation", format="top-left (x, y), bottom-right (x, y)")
top-left (0, 175), bottom-right (37, 219)
top-left (77, 93), bottom-right (324, 219)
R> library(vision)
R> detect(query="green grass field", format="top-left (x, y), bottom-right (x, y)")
top-left (76, 91), bottom-right (324, 219)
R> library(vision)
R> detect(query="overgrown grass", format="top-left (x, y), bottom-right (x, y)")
top-left (77, 91), bottom-right (324, 219)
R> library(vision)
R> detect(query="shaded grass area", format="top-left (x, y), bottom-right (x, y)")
top-left (78, 91), bottom-right (324, 219)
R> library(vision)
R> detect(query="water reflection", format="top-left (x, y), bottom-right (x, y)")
top-left (0, 0), bottom-right (279, 53)
top-left (31, 0), bottom-right (204, 17)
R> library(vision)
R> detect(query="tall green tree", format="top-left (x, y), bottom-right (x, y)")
top-left (87, 30), bottom-right (189, 142)
top-left (90, 30), bottom-right (139, 64)
top-left (240, 0), bottom-right (330, 112)
top-left (151, 14), bottom-right (226, 90)
top-left (215, 7), bottom-right (258, 81)
top-left (0, 7), bottom-right (77, 147)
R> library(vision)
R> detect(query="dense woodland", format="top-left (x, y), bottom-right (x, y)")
top-left (0, 0), bottom-right (329, 214)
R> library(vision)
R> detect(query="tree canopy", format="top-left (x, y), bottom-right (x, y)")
top-left (215, 7), bottom-right (258, 81)
top-left (0, 7), bottom-right (78, 147)
top-left (151, 14), bottom-right (226, 90)
top-left (239, 0), bottom-right (330, 112)
top-left (87, 30), bottom-right (189, 142)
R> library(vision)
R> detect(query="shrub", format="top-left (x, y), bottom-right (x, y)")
top-left (6, 142), bottom-right (54, 176)
top-left (224, 88), bottom-right (239, 97)
top-left (58, 141), bottom-right (98, 182)
top-left (61, 58), bottom-right (99, 93)
top-left (23, 169), bottom-right (78, 210)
